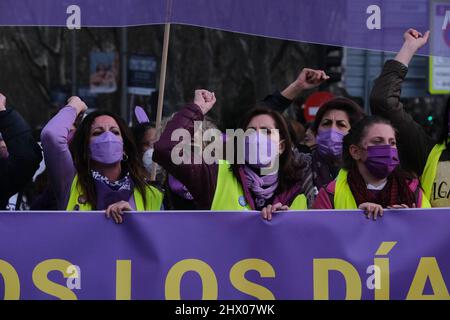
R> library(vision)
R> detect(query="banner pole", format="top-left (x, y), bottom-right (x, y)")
top-left (120, 27), bottom-right (128, 121)
top-left (151, 23), bottom-right (171, 181)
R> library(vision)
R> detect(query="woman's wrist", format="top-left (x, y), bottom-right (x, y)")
top-left (394, 43), bottom-right (417, 66)
top-left (281, 82), bottom-right (303, 100)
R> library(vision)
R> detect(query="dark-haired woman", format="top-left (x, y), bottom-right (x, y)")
top-left (153, 90), bottom-right (311, 219)
top-left (371, 28), bottom-right (450, 207)
top-left (309, 97), bottom-right (366, 190)
top-left (313, 116), bottom-right (430, 218)
top-left (41, 96), bottom-right (163, 223)
top-left (263, 68), bottom-right (366, 199)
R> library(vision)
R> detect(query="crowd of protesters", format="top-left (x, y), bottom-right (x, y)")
top-left (1, 28), bottom-right (449, 223)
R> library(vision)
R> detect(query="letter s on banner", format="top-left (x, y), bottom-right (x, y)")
top-left (230, 259), bottom-right (275, 300)
top-left (32, 259), bottom-right (77, 300)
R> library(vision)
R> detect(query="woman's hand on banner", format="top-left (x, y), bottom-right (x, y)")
top-left (194, 89), bottom-right (216, 115)
top-left (359, 202), bottom-right (383, 221)
top-left (105, 201), bottom-right (132, 224)
top-left (387, 203), bottom-right (416, 209)
top-left (261, 202), bottom-right (289, 221)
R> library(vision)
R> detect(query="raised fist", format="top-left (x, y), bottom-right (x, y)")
top-left (293, 68), bottom-right (329, 91)
top-left (67, 96), bottom-right (88, 115)
top-left (403, 28), bottom-right (430, 52)
top-left (194, 89), bottom-right (216, 115)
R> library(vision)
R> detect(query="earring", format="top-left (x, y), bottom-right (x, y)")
top-left (122, 153), bottom-right (129, 161)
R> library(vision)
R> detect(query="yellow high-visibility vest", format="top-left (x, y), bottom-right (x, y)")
top-left (66, 174), bottom-right (163, 211)
top-left (334, 169), bottom-right (430, 209)
top-left (210, 160), bottom-right (307, 210)
top-left (420, 140), bottom-right (449, 201)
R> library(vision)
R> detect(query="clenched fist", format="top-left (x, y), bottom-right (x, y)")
top-left (403, 28), bottom-right (430, 52)
top-left (293, 68), bottom-right (330, 91)
top-left (281, 68), bottom-right (330, 100)
top-left (194, 89), bottom-right (216, 115)
top-left (67, 96), bottom-right (88, 115)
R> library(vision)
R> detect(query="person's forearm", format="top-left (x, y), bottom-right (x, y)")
top-left (153, 103), bottom-right (204, 168)
top-left (370, 60), bottom-right (434, 176)
top-left (280, 82), bottom-right (303, 101)
top-left (41, 106), bottom-right (77, 144)
top-left (262, 91), bottom-right (293, 113)
top-left (153, 103), bottom-right (218, 209)
top-left (394, 42), bottom-right (417, 66)
top-left (41, 105), bottom-right (77, 209)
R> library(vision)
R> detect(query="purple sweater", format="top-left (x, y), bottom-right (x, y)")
top-left (153, 103), bottom-right (303, 210)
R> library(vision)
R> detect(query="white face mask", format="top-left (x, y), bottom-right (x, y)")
top-left (142, 148), bottom-right (154, 173)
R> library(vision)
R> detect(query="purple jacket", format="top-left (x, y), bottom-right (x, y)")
top-left (153, 103), bottom-right (303, 210)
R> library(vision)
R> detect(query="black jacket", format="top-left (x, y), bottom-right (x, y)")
top-left (0, 108), bottom-right (42, 209)
top-left (370, 59), bottom-right (437, 177)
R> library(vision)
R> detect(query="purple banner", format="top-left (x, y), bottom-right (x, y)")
top-left (0, 0), bottom-right (168, 27)
top-left (1, 1), bottom-right (450, 57)
top-left (1, 209), bottom-right (450, 300)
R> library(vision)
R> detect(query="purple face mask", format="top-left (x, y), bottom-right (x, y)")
top-left (364, 145), bottom-right (400, 179)
top-left (316, 128), bottom-right (345, 160)
top-left (243, 131), bottom-right (278, 169)
top-left (89, 131), bottom-right (124, 164)
top-left (168, 175), bottom-right (193, 200)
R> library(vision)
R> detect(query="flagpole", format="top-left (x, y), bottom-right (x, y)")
top-left (151, 23), bottom-right (171, 181)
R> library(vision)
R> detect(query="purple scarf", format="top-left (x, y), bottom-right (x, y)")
top-left (91, 170), bottom-right (134, 210)
top-left (242, 165), bottom-right (278, 209)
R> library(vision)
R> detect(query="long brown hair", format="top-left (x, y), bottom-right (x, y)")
top-left (69, 110), bottom-right (148, 208)
top-left (231, 106), bottom-right (306, 193)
